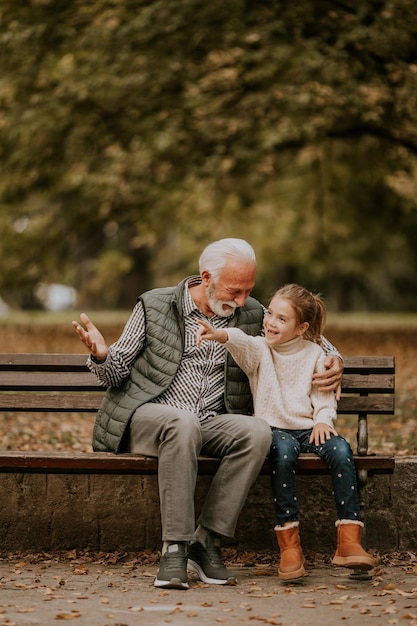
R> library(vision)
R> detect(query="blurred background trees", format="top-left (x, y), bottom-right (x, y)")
top-left (1, 0), bottom-right (417, 310)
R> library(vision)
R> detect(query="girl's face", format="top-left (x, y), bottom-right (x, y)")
top-left (263, 295), bottom-right (309, 348)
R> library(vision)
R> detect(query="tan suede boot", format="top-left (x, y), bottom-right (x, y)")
top-left (332, 520), bottom-right (376, 570)
top-left (275, 522), bottom-right (306, 581)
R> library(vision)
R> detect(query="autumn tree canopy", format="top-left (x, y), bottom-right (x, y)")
top-left (1, 0), bottom-right (417, 310)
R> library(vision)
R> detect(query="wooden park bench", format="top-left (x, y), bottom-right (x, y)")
top-left (0, 353), bottom-right (395, 524)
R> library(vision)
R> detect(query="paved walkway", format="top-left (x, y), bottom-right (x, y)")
top-left (0, 551), bottom-right (416, 625)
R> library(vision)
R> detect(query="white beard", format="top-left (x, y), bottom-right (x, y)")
top-left (206, 284), bottom-right (237, 318)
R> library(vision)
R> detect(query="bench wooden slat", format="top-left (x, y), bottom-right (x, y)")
top-left (0, 353), bottom-right (88, 371)
top-left (0, 393), bottom-right (104, 412)
top-left (337, 395), bottom-right (394, 414)
top-left (339, 355), bottom-right (394, 372)
top-left (0, 451), bottom-right (395, 476)
top-left (0, 354), bottom-right (395, 373)
top-left (341, 373), bottom-right (394, 393)
top-left (0, 371), bottom-right (102, 391)
top-left (0, 392), bottom-right (395, 414)
top-left (0, 371), bottom-right (394, 394)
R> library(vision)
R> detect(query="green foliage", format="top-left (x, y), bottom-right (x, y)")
top-left (1, 0), bottom-right (417, 309)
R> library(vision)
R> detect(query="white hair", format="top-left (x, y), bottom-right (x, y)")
top-left (198, 238), bottom-right (256, 280)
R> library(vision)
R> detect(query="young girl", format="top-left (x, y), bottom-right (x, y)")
top-left (196, 283), bottom-right (376, 581)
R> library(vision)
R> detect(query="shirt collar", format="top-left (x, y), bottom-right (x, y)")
top-left (184, 277), bottom-right (202, 316)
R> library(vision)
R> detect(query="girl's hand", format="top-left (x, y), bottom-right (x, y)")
top-left (309, 423), bottom-right (338, 446)
top-left (196, 319), bottom-right (228, 346)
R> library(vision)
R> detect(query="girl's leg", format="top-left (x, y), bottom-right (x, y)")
top-left (270, 429), bottom-right (305, 580)
top-left (300, 431), bottom-right (375, 570)
top-left (300, 432), bottom-right (359, 520)
top-left (269, 429), bottom-right (301, 526)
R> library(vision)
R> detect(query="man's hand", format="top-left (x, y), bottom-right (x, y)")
top-left (309, 422), bottom-right (338, 446)
top-left (71, 313), bottom-right (109, 362)
top-left (196, 319), bottom-right (228, 346)
top-left (312, 356), bottom-right (343, 400)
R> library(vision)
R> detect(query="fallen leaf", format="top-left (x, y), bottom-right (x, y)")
top-left (383, 607), bottom-right (398, 614)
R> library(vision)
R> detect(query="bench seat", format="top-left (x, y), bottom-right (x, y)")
top-left (0, 450), bottom-right (395, 475)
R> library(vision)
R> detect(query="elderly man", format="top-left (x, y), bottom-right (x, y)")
top-left (72, 238), bottom-right (342, 590)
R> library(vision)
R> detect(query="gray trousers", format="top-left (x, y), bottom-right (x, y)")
top-left (128, 403), bottom-right (272, 542)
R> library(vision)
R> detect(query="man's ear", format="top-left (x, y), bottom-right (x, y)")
top-left (201, 270), bottom-right (211, 285)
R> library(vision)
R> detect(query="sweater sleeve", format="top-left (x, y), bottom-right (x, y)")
top-left (225, 328), bottom-right (264, 375)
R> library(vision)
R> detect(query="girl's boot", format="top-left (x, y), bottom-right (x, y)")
top-left (332, 520), bottom-right (376, 570)
top-left (275, 521), bottom-right (306, 580)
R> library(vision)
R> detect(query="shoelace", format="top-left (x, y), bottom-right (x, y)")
top-left (163, 551), bottom-right (187, 571)
top-left (204, 544), bottom-right (224, 567)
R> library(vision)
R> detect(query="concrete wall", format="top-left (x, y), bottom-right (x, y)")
top-left (0, 457), bottom-right (413, 554)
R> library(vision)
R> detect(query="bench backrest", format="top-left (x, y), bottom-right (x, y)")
top-left (0, 353), bottom-right (395, 455)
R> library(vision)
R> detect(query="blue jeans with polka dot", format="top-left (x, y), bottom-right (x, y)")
top-left (269, 428), bottom-right (360, 526)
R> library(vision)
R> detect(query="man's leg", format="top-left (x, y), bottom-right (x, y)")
top-left (128, 403), bottom-right (202, 589)
top-left (129, 403), bottom-right (202, 541)
top-left (187, 414), bottom-right (271, 585)
top-left (198, 413), bottom-right (272, 536)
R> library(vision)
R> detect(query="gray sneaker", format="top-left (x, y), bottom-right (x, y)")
top-left (187, 540), bottom-right (237, 585)
top-left (154, 543), bottom-right (189, 589)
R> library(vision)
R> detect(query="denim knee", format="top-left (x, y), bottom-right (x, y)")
top-left (317, 435), bottom-right (354, 468)
top-left (270, 429), bottom-right (300, 467)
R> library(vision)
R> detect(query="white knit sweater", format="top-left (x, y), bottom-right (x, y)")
top-left (225, 329), bottom-right (337, 430)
